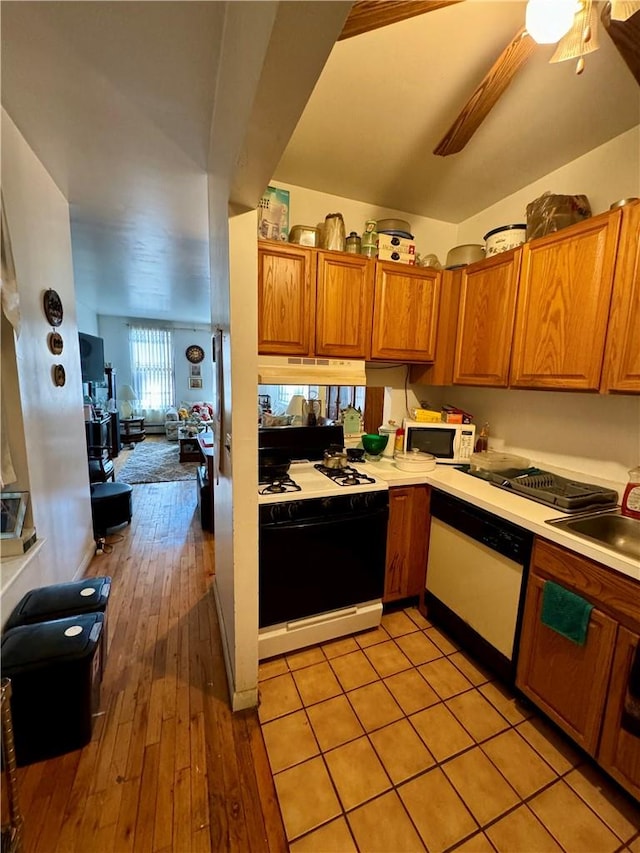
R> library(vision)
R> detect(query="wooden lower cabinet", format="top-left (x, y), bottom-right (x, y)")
top-left (517, 538), bottom-right (640, 799)
top-left (383, 485), bottom-right (430, 603)
top-left (517, 572), bottom-right (617, 755)
top-left (598, 627), bottom-right (640, 801)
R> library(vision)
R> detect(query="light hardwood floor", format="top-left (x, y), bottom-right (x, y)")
top-left (15, 480), bottom-right (287, 853)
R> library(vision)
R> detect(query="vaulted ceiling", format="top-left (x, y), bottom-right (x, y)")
top-left (2, 1), bottom-right (638, 324)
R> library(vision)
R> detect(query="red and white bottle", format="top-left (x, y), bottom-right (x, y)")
top-left (621, 466), bottom-right (640, 519)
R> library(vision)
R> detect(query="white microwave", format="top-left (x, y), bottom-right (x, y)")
top-left (403, 420), bottom-right (476, 464)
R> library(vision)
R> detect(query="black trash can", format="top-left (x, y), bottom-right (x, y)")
top-left (4, 576), bottom-right (111, 676)
top-left (1, 613), bottom-right (104, 766)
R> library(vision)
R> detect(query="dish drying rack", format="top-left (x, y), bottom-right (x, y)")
top-left (491, 469), bottom-right (619, 512)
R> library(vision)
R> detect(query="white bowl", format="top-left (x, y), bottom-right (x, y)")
top-left (393, 450), bottom-right (436, 472)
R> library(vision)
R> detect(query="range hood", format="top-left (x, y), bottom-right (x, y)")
top-left (257, 355), bottom-right (367, 386)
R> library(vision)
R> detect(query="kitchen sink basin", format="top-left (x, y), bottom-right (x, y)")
top-left (546, 510), bottom-right (640, 560)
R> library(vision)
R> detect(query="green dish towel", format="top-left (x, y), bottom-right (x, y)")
top-left (541, 580), bottom-right (593, 646)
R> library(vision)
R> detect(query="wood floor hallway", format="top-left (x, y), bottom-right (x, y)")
top-left (14, 480), bottom-right (287, 853)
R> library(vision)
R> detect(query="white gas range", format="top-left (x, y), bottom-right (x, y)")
top-left (258, 427), bottom-right (389, 660)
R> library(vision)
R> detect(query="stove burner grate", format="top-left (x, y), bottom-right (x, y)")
top-left (259, 477), bottom-right (301, 496)
top-left (314, 464), bottom-right (376, 487)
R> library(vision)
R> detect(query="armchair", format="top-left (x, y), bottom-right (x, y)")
top-left (88, 445), bottom-right (115, 483)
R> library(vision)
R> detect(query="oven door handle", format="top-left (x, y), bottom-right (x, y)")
top-left (261, 505), bottom-right (388, 531)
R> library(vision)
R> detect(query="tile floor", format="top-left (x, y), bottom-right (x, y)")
top-left (258, 607), bottom-right (640, 853)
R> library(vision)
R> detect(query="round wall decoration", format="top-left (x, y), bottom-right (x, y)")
top-left (52, 364), bottom-right (66, 387)
top-left (185, 344), bottom-right (205, 364)
top-left (48, 331), bottom-right (64, 355)
top-left (43, 289), bottom-right (64, 327)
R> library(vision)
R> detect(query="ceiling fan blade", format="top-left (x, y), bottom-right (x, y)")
top-left (433, 27), bottom-right (536, 157)
top-left (601, 4), bottom-right (640, 85)
top-left (338, 0), bottom-right (463, 41)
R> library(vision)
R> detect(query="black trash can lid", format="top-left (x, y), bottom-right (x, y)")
top-left (1, 613), bottom-right (104, 671)
top-left (4, 576), bottom-right (111, 630)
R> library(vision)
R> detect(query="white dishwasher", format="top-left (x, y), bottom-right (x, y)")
top-left (425, 490), bottom-right (533, 682)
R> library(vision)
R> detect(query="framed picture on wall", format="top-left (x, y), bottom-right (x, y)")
top-left (189, 364), bottom-right (201, 378)
top-left (189, 376), bottom-right (203, 390)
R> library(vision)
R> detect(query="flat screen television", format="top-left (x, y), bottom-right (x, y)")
top-left (78, 332), bottom-right (105, 383)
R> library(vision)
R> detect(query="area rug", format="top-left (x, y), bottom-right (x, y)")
top-left (117, 440), bottom-right (199, 484)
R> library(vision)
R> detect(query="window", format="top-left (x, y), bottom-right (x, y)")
top-left (129, 326), bottom-right (174, 411)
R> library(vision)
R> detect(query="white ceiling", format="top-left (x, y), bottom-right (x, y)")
top-left (2, 1), bottom-right (639, 325)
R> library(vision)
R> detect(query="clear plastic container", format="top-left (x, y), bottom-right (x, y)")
top-left (469, 450), bottom-right (529, 473)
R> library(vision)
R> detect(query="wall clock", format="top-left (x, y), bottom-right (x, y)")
top-left (43, 289), bottom-right (63, 327)
top-left (185, 344), bottom-right (205, 364)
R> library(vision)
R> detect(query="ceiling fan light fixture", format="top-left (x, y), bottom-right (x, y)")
top-left (609, 0), bottom-right (640, 20)
top-left (550, 0), bottom-right (600, 64)
top-left (525, 0), bottom-right (577, 43)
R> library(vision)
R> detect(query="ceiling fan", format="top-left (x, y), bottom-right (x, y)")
top-left (339, 0), bottom-right (640, 156)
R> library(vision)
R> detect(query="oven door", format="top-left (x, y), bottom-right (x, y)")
top-left (259, 502), bottom-right (388, 629)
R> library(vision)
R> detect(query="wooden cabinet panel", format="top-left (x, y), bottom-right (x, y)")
top-left (511, 211), bottom-right (621, 390)
top-left (602, 201), bottom-right (640, 394)
top-left (384, 485), bottom-right (430, 603)
top-left (598, 627), bottom-right (640, 800)
top-left (516, 572), bottom-right (617, 755)
top-left (371, 264), bottom-right (440, 362)
top-left (410, 268), bottom-right (462, 386)
top-left (258, 243), bottom-right (315, 356)
top-left (453, 249), bottom-right (521, 387)
top-left (315, 252), bottom-right (374, 358)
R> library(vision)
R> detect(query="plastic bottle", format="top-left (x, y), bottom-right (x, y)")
top-left (361, 220), bottom-right (378, 258)
top-left (475, 422), bottom-right (490, 453)
top-left (621, 466), bottom-right (640, 519)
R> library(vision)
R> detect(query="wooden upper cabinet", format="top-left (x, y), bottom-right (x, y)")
top-left (410, 268), bottom-right (462, 386)
top-left (510, 210), bottom-right (622, 391)
top-left (453, 248), bottom-right (521, 387)
top-left (601, 201), bottom-right (640, 394)
top-left (371, 263), bottom-right (440, 361)
top-left (315, 252), bottom-right (374, 359)
top-left (258, 242), bottom-right (316, 356)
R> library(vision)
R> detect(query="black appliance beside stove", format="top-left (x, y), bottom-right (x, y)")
top-left (258, 425), bottom-right (389, 660)
top-left (460, 466), bottom-right (619, 513)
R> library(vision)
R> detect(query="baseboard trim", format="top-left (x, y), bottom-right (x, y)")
top-left (212, 580), bottom-right (259, 712)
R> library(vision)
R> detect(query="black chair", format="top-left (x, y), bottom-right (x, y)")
top-left (87, 445), bottom-right (115, 483)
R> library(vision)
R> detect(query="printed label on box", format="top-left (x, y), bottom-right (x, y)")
top-left (258, 186), bottom-right (290, 242)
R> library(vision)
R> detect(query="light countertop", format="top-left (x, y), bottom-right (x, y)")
top-left (360, 459), bottom-right (639, 583)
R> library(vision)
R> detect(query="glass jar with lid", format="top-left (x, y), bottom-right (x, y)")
top-left (361, 220), bottom-right (378, 258)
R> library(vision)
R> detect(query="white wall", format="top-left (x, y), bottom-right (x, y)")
top-left (97, 315), bottom-right (213, 413)
top-left (274, 181), bottom-right (457, 267)
top-left (1, 111), bottom-right (95, 623)
top-left (456, 126), bottom-right (640, 244)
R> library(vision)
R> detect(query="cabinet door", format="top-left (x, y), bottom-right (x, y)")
top-left (510, 211), bottom-right (621, 390)
top-left (516, 572), bottom-right (617, 755)
top-left (410, 269), bottom-right (462, 386)
top-left (598, 627), bottom-right (640, 801)
top-left (601, 201), bottom-right (640, 394)
top-left (453, 249), bottom-right (521, 387)
top-left (315, 252), bottom-right (374, 358)
top-left (258, 243), bottom-right (315, 356)
top-left (384, 485), bottom-right (430, 603)
top-left (371, 263), bottom-right (440, 362)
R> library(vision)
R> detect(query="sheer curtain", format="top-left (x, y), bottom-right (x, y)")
top-left (129, 326), bottom-right (175, 416)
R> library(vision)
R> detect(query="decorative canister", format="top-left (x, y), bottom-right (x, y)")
top-left (345, 232), bottom-right (361, 254)
top-left (483, 224), bottom-right (526, 257)
top-left (322, 213), bottom-right (346, 251)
